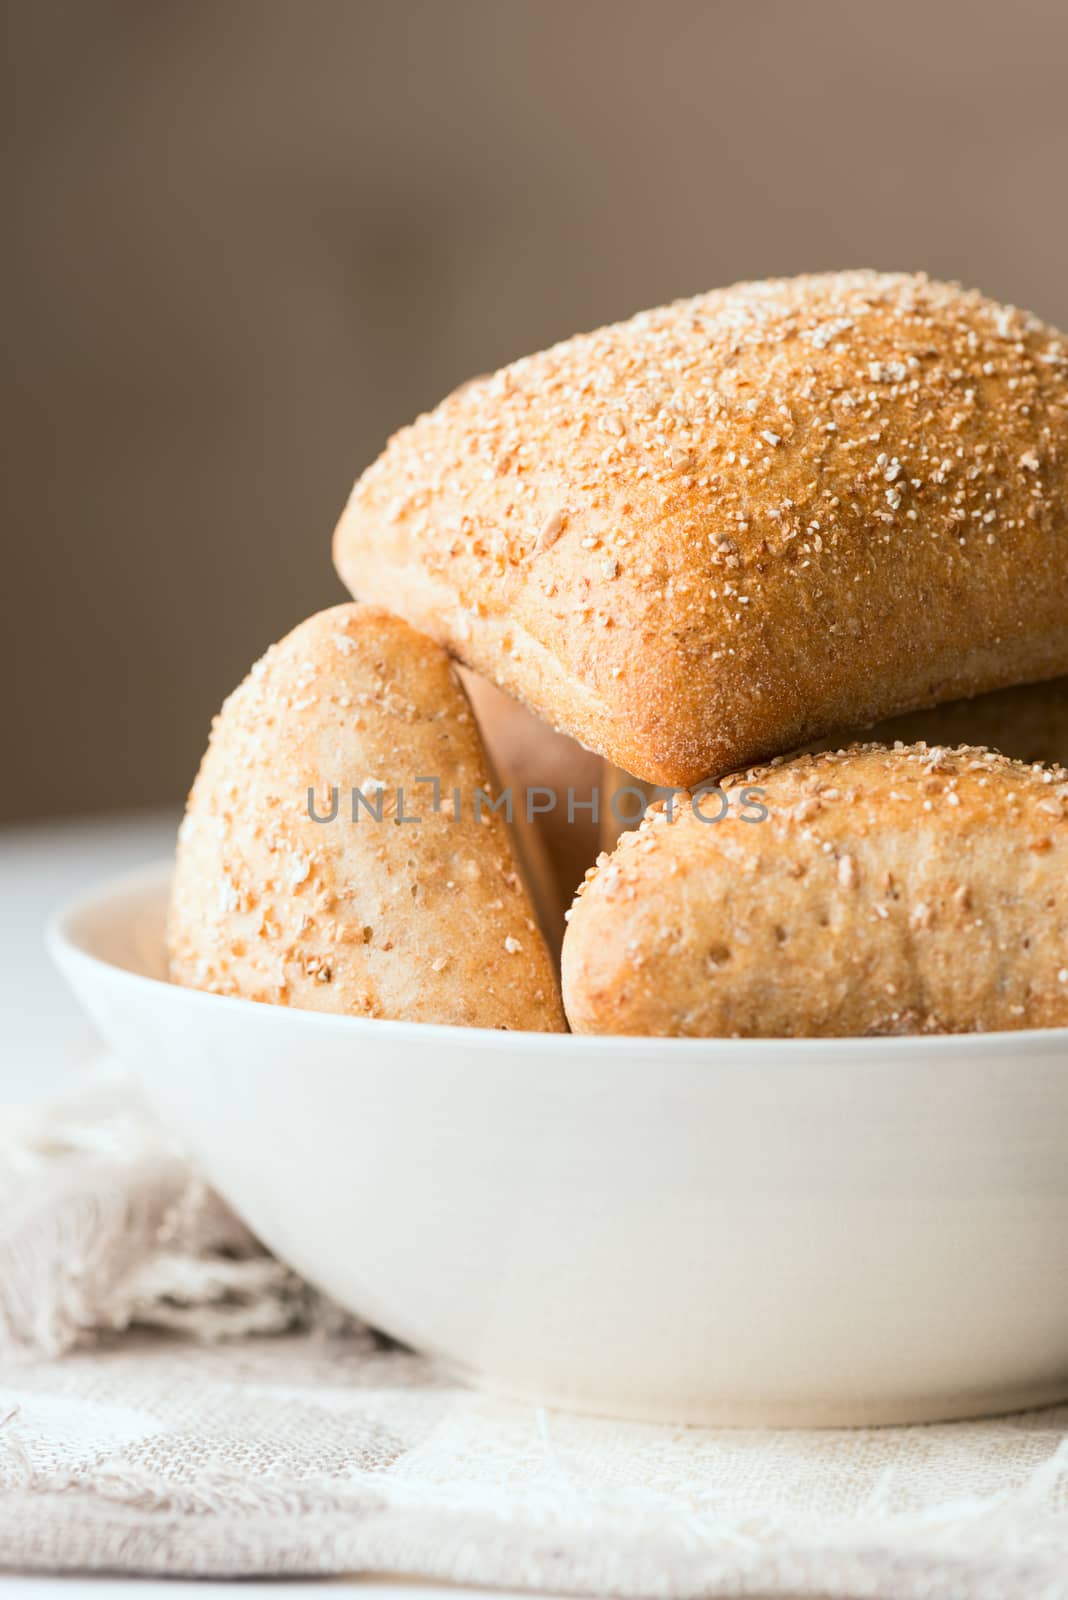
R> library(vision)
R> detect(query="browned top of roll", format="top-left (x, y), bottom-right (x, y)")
top-left (335, 271), bottom-right (1068, 786)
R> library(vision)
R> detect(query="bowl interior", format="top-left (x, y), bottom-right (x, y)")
top-left (56, 860), bottom-right (173, 982)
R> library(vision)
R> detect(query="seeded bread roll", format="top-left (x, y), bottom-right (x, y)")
top-left (168, 604), bottom-right (565, 1031)
top-left (334, 271), bottom-right (1068, 787)
top-left (561, 744), bottom-right (1068, 1038)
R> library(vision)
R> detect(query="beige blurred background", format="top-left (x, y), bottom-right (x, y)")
top-left (4, 0), bottom-right (1068, 821)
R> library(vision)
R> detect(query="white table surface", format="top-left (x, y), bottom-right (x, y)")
top-left (0, 810), bottom-right (524, 1599)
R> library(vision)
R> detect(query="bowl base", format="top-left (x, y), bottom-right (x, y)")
top-left (476, 1374), bottom-right (1068, 1430)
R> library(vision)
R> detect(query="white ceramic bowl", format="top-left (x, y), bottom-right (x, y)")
top-left (50, 861), bottom-right (1068, 1428)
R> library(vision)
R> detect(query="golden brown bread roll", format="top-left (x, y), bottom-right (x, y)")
top-left (334, 271), bottom-right (1068, 787)
top-left (168, 603), bottom-right (565, 1031)
top-left (561, 744), bottom-right (1068, 1038)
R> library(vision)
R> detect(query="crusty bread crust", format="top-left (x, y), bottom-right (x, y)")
top-left (561, 744), bottom-right (1068, 1037)
top-left (334, 271), bottom-right (1068, 786)
top-left (168, 604), bottom-right (565, 1031)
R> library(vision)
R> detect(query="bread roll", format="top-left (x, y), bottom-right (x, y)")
top-left (561, 744), bottom-right (1068, 1038)
top-left (334, 271), bottom-right (1068, 787)
top-left (458, 668), bottom-right (603, 946)
top-left (168, 604), bottom-right (565, 1031)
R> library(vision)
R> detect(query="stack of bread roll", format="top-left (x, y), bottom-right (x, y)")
top-left (169, 271), bottom-right (1068, 1036)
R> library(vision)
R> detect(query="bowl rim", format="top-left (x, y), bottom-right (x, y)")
top-left (47, 857), bottom-right (1068, 1058)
